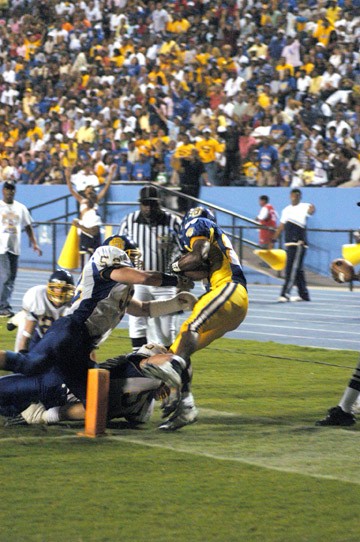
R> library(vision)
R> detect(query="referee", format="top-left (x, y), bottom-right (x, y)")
top-left (118, 185), bottom-right (182, 350)
top-left (273, 188), bottom-right (315, 302)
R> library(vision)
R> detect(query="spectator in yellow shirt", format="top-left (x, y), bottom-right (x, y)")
top-left (195, 128), bottom-right (225, 185)
top-left (22, 88), bottom-right (37, 117)
top-left (326, 1), bottom-right (341, 26)
top-left (166, 13), bottom-right (191, 34)
top-left (308, 69), bottom-right (324, 97)
top-left (26, 120), bottom-right (43, 141)
top-left (76, 119), bottom-right (96, 145)
top-left (275, 56), bottom-right (295, 77)
top-left (174, 134), bottom-right (195, 159)
top-left (313, 17), bottom-right (335, 47)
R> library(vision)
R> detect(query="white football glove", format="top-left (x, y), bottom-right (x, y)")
top-left (149, 292), bottom-right (197, 318)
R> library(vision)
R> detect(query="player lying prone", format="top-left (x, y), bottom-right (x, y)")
top-left (1, 342), bottom-right (191, 428)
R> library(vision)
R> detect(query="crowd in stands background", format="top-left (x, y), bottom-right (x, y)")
top-left (0, 0), bottom-right (359, 189)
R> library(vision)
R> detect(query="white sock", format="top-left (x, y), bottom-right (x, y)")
top-left (181, 392), bottom-right (195, 407)
top-left (339, 387), bottom-right (360, 413)
top-left (43, 406), bottom-right (61, 424)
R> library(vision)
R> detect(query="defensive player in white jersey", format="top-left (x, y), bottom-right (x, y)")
top-left (12, 269), bottom-right (75, 353)
top-left (0, 236), bottom-right (196, 406)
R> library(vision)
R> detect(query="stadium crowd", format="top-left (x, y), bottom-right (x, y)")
top-left (0, 0), bottom-right (359, 188)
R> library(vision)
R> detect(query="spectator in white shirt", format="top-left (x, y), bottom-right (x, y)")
top-left (320, 64), bottom-right (341, 99)
top-left (281, 37), bottom-right (302, 68)
top-left (325, 111), bottom-right (351, 138)
top-left (152, 2), bottom-right (171, 34)
top-left (71, 163), bottom-right (100, 193)
top-left (2, 62), bottom-right (16, 85)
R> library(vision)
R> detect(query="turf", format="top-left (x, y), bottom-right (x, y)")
top-left (0, 324), bottom-right (359, 542)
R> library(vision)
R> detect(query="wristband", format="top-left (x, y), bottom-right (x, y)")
top-left (22, 330), bottom-right (32, 338)
top-left (160, 273), bottom-right (178, 287)
top-left (171, 261), bottom-right (181, 273)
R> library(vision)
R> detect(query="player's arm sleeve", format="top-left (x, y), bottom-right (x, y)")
top-left (100, 264), bottom-right (130, 281)
top-left (22, 289), bottom-right (39, 322)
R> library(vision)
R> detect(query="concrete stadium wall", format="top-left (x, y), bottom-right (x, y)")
top-left (16, 185), bottom-right (360, 275)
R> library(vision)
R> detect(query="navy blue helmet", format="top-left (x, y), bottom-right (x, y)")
top-left (182, 206), bottom-right (216, 227)
top-left (103, 235), bottom-right (143, 269)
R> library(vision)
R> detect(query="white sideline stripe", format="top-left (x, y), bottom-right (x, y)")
top-left (1, 433), bottom-right (359, 486)
top-left (243, 322), bottom-right (359, 336)
top-left (230, 328), bottom-right (360, 344)
top-left (1, 407), bottom-right (360, 486)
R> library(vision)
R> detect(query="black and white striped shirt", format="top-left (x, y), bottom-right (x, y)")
top-left (118, 210), bottom-right (182, 272)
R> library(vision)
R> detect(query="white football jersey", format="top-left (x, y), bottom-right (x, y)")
top-left (15, 285), bottom-right (70, 351)
top-left (68, 245), bottom-right (134, 345)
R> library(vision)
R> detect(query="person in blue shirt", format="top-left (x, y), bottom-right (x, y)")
top-left (270, 112), bottom-right (293, 143)
top-left (268, 30), bottom-right (287, 61)
top-left (258, 138), bottom-right (279, 186)
top-left (116, 152), bottom-right (133, 181)
top-left (131, 154), bottom-right (152, 181)
top-left (19, 152), bottom-right (37, 184)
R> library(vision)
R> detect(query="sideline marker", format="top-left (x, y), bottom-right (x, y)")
top-left (57, 224), bottom-right (80, 270)
top-left (78, 369), bottom-right (110, 438)
top-left (342, 244), bottom-right (360, 266)
top-left (253, 249), bottom-right (287, 271)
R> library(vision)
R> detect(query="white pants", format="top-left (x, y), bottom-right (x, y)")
top-left (129, 284), bottom-right (179, 346)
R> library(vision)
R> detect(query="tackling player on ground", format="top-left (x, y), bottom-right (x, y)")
top-left (1, 343), bottom-right (190, 428)
top-left (0, 236), bottom-right (196, 408)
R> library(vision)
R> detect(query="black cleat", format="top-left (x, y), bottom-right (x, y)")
top-left (316, 406), bottom-right (356, 427)
top-left (4, 414), bottom-right (28, 427)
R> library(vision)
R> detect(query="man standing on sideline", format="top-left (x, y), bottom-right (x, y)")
top-left (256, 195), bottom-right (278, 248)
top-left (178, 148), bottom-right (208, 213)
top-left (273, 189), bottom-right (315, 303)
top-left (118, 186), bottom-right (182, 350)
top-left (0, 181), bottom-right (42, 317)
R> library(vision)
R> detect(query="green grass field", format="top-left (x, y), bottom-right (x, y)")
top-left (1, 324), bottom-right (360, 542)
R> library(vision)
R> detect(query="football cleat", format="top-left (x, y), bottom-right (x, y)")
top-left (351, 398), bottom-right (360, 415)
top-left (277, 296), bottom-right (289, 303)
top-left (161, 396), bottom-right (180, 418)
top-left (315, 406), bottom-right (356, 427)
top-left (158, 403), bottom-right (199, 431)
top-left (4, 414), bottom-right (28, 427)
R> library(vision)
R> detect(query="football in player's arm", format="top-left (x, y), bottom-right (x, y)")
top-left (157, 207), bottom-right (249, 431)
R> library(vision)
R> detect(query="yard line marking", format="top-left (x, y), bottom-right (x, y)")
top-left (242, 323), bottom-right (359, 335)
top-left (1, 407), bottom-right (360, 486)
